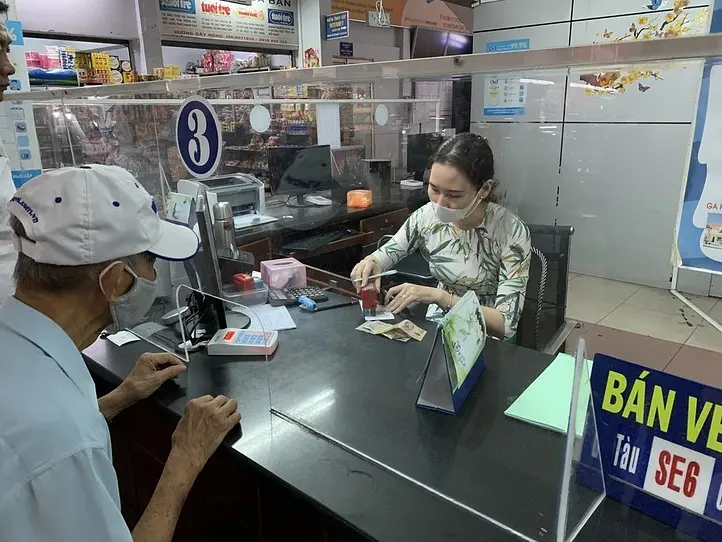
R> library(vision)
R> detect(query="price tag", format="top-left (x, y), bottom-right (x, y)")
top-left (175, 96), bottom-right (222, 179)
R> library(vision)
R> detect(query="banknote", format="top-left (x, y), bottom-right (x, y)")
top-left (356, 319), bottom-right (426, 342)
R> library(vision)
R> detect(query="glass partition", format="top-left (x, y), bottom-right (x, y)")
top-left (13, 35), bottom-right (722, 540)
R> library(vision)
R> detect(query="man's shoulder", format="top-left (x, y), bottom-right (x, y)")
top-left (0, 358), bottom-right (109, 504)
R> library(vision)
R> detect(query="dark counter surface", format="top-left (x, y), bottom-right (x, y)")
top-left (84, 297), bottom-right (693, 542)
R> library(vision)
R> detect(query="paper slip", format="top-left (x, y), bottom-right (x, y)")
top-left (356, 319), bottom-right (427, 342)
top-left (231, 304), bottom-right (296, 331)
top-left (358, 300), bottom-right (395, 321)
top-left (107, 330), bottom-right (141, 346)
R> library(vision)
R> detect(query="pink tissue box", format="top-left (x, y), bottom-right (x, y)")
top-left (260, 258), bottom-right (306, 289)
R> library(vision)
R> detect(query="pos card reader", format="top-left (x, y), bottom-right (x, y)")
top-left (207, 328), bottom-right (279, 356)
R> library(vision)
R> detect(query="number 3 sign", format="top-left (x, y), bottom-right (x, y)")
top-left (175, 96), bottom-right (222, 179)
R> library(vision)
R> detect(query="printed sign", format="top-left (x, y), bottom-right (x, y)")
top-left (416, 292), bottom-right (486, 415)
top-left (676, 4), bottom-right (722, 274)
top-left (175, 96), bottom-right (222, 179)
top-left (340, 41), bottom-right (353, 57)
top-left (485, 38), bottom-right (530, 53)
top-left (0, 20), bottom-right (42, 187)
top-left (158, 0), bottom-right (298, 48)
top-left (579, 354), bottom-right (722, 541)
top-left (483, 77), bottom-right (526, 116)
top-left (325, 11), bottom-right (349, 40)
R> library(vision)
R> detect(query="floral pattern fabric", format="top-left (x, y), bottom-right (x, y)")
top-left (372, 202), bottom-right (531, 339)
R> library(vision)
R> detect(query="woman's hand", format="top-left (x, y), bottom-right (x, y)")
top-left (351, 256), bottom-right (382, 292)
top-left (384, 283), bottom-right (444, 314)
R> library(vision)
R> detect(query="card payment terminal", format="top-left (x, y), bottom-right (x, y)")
top-left (207, 328), bottom-right (279, 356)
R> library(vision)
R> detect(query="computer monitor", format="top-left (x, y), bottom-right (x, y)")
top-left (407, 133), bottom-right (444, 182)
top-left (268, 145), bottom-right (334, 208)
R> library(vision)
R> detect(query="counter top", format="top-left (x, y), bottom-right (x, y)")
top-left (83, 297), bottom-right (691, 542)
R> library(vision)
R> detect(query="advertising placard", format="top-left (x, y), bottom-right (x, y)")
top-left (675, 4), bottom-right (722, 274)
top-left (580, 354), bottom-right (722, 541)
top-left (159, 0), bottom-right (298, 48)
top-left (0, 20), bottom-right (42, 187)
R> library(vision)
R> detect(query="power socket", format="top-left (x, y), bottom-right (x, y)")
top-left (366, 10), bottom-right (389, 28)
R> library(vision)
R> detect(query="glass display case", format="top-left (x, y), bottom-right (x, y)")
top-left (11, 32), bottom-right (722, 542)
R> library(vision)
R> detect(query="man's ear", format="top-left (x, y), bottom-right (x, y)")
top-left (98, 262), bottom-right (129, 302)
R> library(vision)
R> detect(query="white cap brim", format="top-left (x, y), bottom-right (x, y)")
top-left (146, 221), bottom-right (200, 261)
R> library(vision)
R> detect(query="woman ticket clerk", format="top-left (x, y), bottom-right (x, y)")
top-left (351, 133), bottom-right (531, 341)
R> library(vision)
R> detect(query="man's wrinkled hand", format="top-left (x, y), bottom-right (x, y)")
top-left (171, 395), bottom-right (241, 475)
top-left (122, 352), bottom-right (187, 402)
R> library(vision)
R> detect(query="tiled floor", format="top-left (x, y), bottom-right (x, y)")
top-left (565, 274), bottom-right (722, 384)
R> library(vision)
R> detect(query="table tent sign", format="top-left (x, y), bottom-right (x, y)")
top-left (416, 292), bottom-right (485, 415)
top-left (578, 354), bottom-right (722, 541)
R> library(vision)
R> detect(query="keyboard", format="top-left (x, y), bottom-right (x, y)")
top-left (281, 229), bottom-right (346, 252)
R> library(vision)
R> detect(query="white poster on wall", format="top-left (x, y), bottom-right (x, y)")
top-left (483, 77), bottom-right (526, 116)
top-left (158, 0), bottom-right (299, 48)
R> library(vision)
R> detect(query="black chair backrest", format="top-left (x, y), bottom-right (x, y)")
top-left (516, 225), bottom-right (574, 350)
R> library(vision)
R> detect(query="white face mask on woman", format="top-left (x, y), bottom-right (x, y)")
top-left (99, 261), bottom-right (158, 333)
top-left (432, 189), bottom-right (484, 224)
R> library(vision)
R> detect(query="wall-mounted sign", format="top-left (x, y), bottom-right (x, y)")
top-left (158, 0), bottom-right (298, 49)
top-left (339, 41), bottom-right (353, 57)
top-left (325, 11), bottom-right (349, 40)
top-left (485, 38), bottom-right (530, 53)
top-left (175, 96), bottom-right (222, 179)
top-left (330, 0), bottom-right (472, 33)
top-left (0, 20), bottom-right (42, 187)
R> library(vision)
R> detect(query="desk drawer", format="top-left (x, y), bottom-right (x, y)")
top-left (360, 208), bottom-right (409, 245)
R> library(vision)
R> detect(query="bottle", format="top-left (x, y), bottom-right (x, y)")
top-left (212, 201), bottom-right (238, 259)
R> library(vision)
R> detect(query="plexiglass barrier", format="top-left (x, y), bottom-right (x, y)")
top-left (11, 34), bottom-right (722, 540)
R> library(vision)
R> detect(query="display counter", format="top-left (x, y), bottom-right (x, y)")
top-left (83, 283), bottom-right (688, 542)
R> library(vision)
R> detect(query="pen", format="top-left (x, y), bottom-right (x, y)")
top-left (314, 300), bottom-right (358, 312)
top-left (352, 270), bottom-right (398, 283)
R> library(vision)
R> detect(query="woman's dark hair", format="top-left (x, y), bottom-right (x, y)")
top-left (431, 133), bottom-right (495, 192)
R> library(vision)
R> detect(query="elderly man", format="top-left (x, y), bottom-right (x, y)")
top-left (0, 165), bottom-right (241, 541)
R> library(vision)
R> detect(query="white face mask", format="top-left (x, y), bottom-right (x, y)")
top-left (99, 261), bottom-right (158, 334)
top-left (431, 190), bottom-right (484, 224)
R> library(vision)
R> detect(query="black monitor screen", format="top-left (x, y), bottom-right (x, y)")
top-left (407, 133), bottom-right (444, 172)
top-left (445, 32), bottom-right (472, 55)
top-left (268, 145), bottom-right (333, 195)
top-left (412, 27), bottom-right (449, 58)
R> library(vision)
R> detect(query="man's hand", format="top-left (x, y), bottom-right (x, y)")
top-left (123, 353), bottom-right (187, 403)
top-left (170, 395), bottom-right (241, 476)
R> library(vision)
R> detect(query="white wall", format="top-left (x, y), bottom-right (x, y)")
top-left (322, 21), bottom-right (401, 63)
top-left (471, 0), bottom-right (713, 290)
top-left (17, 0), bottom-right (138, 39)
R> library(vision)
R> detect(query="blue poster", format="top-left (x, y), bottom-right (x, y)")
top-left (579, 354), bottom-right (722, 541)
top-left (175, 96), bottom-right (222, 179)
top-left (325, 11), bottom-right (349, 40)
top-left (676, 5), bottom-right (722, 273)
top-left (11, 169), bottom-right (41, 188)
top-left (340, 41), bottom-right (353, 57)
top-left (4, 20), bottom-right (23, 46)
